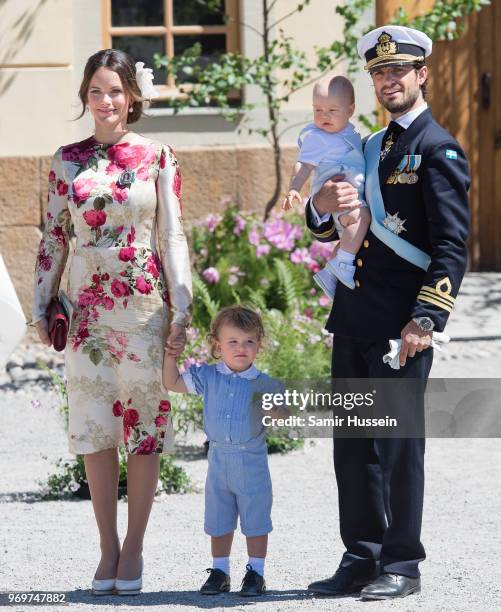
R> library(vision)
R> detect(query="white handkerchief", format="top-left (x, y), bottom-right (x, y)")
top-left (383, 332), bottom-right (450, 370)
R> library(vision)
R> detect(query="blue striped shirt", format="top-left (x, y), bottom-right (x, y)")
top-left (182, 362), bottom-right (283, 444)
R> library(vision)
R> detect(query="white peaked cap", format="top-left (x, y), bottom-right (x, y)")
top-left (357, 25), bottom-right (432, 71)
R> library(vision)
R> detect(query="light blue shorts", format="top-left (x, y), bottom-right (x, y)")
top-left (204, 438), bottom-right (273, 537)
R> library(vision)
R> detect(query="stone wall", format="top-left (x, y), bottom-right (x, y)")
top-left (0, 144), bottom-right (298, 322)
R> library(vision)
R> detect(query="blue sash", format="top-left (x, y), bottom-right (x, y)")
top-left (365, 129), bottom-right (430, 271)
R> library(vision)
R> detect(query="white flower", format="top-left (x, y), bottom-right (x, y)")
top-left (135, 62), bottom-right (160, 100)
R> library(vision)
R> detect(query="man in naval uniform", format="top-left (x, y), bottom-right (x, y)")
top-left (306, 26), bottom-right (470, 600)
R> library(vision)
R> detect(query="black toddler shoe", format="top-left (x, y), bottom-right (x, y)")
top-left (360, 573), bottom-right (421, 600)
top-left (308, 563), bottom-right (378, 596)
top-left (239, 564), bottom-right (266, 597)
top-left (199, 568), bottom-right (230, 595)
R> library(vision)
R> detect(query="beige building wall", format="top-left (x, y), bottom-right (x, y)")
top-left (0, 0), bottom-right (375, 322)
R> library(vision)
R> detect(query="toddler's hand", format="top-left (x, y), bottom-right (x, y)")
top-left (282, 190), bottom-right (302, 211)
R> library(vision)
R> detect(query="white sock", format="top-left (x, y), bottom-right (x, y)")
top-left (213, 556), bottom-right (230, 576)
top-left (248, 556), bottom-right (265, 577)
top-left (336, 248), bottom-right (355, 264)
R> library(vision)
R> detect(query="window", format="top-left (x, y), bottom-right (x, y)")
top-left (101, 0), bottom-right (240, 97)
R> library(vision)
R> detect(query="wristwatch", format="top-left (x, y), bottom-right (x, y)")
top-left (412, 316), bottom-right (435, 332)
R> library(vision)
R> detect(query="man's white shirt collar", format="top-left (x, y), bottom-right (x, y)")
top-left (216, 362), bottom-right (260, 379)
top-left (393, 103), bottom-right (428, 130)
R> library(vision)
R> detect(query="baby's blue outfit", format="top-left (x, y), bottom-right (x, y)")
top-left (182, 362), bottom-right (283, 537)
top-left (298, 121), bottom-right (366, 233)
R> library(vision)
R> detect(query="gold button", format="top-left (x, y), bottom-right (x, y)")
top-left (363, 239), bottom-right (369, 248)
top-left (356, 258), bottom-right (363, 267)
top-left (355, 280), bottom-right (360, 288)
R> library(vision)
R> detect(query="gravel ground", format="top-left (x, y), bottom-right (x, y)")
top-left (1, 272), bottom-right (500, 611)
top-left (1, 344), bottom-right (501, 612)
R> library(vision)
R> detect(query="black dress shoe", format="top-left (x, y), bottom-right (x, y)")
top-left (308, 564), bottom-right (377, 596)
top-left (239, 564), bottom-right (266, 597)
top-left (199, 568), bottom-right (230, 595)
top-left (360, 573), bottom-right (420, 600)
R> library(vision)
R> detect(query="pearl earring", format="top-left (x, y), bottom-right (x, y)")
top-left (129, 107), bottom-right (133, 113)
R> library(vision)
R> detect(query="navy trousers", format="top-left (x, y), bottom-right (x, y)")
top-left (331, 334), bottom-right (433, 578)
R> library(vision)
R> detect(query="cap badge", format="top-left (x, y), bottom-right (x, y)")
top-left (376, 32), bottom-right (397, 57)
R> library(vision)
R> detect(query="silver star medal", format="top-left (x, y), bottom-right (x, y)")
top-left (383, 212), bottom-right (407, 234)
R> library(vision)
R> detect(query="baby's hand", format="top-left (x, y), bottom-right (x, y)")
top-left (282, 190), bottom-right (302, 211)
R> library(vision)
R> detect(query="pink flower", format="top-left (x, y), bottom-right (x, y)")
top-left (127, 226), bottom-right (136, 245)
top-left (136, 166), bottom-right (149, 181)
top-left (309, 240), bottom-right (335, 261)
top-left (72, 178), bottom-right (97, 205)
top-left (113, 400), bottom-right (124, 417)
top-left (83, 209), bottom-right (106, 228)
top-left (145, 254), bottom-right (160, 279)
top-left (124, 408), bottom-right (139, 428)
top-left (37, 244), bottom-right (52, 271)
top-left (128, 353), bottom-right (140, 362)
top-left (110, 182), bottom-right (128, 204)
top-left (72, 320), bottom-right (90, 350)
top-left (118, 246), bottom-right (136, 262)
top-left (111, 279), bottom-right (130, 297)
top-left (248, 226), bottom-right (261, 246)
top-left (105, 162), bottom-right (122, 175)
top-left (48, 170), bottom-right (56, 183)
top-left (61, 139), bottom-right (95, 165)
top-left (136, 435), bottom-right (157, 454)
top-left (304, 307), bottom-right (314, 319)
top-left (135, 276), bottom-right (153, 294)
top-left (108, 143), bottom-right (155, 170)
top-left (290, 247), bottom-right (312, 265)
top-left (307, 261), bottom-right (321, 273)
top-left (159, 400), bottom-right (171, 413)
top-left (155, 415), bottom-right (168, 427)
top-left (263, 218), bottom-right (303, 251)
top-left (102, 296), bottom-right (114, 310)
top-left (159, 149), bottom-right (166, 169)
top-left (319, 295), bottom-right (330, 307)
top-left (50, 227), bottom-right (67, 246)
top-left (202, 267), bottom-right (220, 284)
top-left (77, 288), bottom-right (99, 308)
top-left (57, 179), bottom-right (68, 196)
top-left (255, 244), bottom-right (271, 258)
top-left (233, 214), bottom-right (246, 236)
top-left (206, 214), bottom-right (221, 233)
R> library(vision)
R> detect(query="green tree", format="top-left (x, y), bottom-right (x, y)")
top-left (155, 0), bottom-right (489, 218)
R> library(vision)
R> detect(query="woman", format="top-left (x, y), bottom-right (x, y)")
top-left (32, 49), bottom-right (192, 595)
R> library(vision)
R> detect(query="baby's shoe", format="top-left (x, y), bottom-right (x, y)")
top-left (327, 258), bottom-right (356, 289)
top-left (313, 267), bottom-right (338, 300)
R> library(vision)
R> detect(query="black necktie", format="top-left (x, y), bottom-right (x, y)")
top-left (380, 121), bottom-right (405, 160)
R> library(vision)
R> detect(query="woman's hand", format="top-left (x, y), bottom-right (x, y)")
top-left (34, 319), bottom-right (51, 347)
top-left (165, 323), bottom-right (187, 357)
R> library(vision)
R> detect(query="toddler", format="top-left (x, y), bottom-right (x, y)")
top-left (283, 75), bottom-right (371, 299)
top-left (163, 305), bottom-right (287, 597)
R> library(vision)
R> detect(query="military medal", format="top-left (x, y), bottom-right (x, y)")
top-left (383, 211), bottom-right (407, 234)
top-left (117, 169), bottom-right (136, 189)
top-left (398, 173), bottom-right (409, 184)
top-left (407, 172), bottom-right (418, 184)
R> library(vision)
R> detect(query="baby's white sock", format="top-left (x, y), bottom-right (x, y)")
top-left (213, 556), bottom-right (230, 576)
top-left (336, 248), bottom-right (356, 264)
top-left (248, 556), bottom-right (265, 577)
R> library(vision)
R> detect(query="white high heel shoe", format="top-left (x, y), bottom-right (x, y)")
top-left (91, 577), bottom-right (115, 596)
top-left (115, 558), bottom-right (143, 596)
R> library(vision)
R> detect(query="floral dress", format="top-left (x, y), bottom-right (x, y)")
top-left (32, 132), bottom-right (192, 455)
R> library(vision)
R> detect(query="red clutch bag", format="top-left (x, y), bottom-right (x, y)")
top-left (46, 295), bottom-right (69, 352)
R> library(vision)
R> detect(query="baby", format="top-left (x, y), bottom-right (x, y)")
top-left (283, 75), bottom-right (371, 299)
top-left (163, 305), bottom-right (287, 597)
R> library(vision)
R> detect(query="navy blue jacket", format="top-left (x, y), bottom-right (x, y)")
top-left (306, 108), bottom-right (470, 340)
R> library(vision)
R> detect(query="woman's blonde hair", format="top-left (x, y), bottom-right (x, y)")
top-left (207, 305), bottom-right (265, 359)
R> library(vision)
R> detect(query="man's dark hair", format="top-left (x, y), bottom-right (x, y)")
top-left (413, 61), bottom-right (428, 99)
